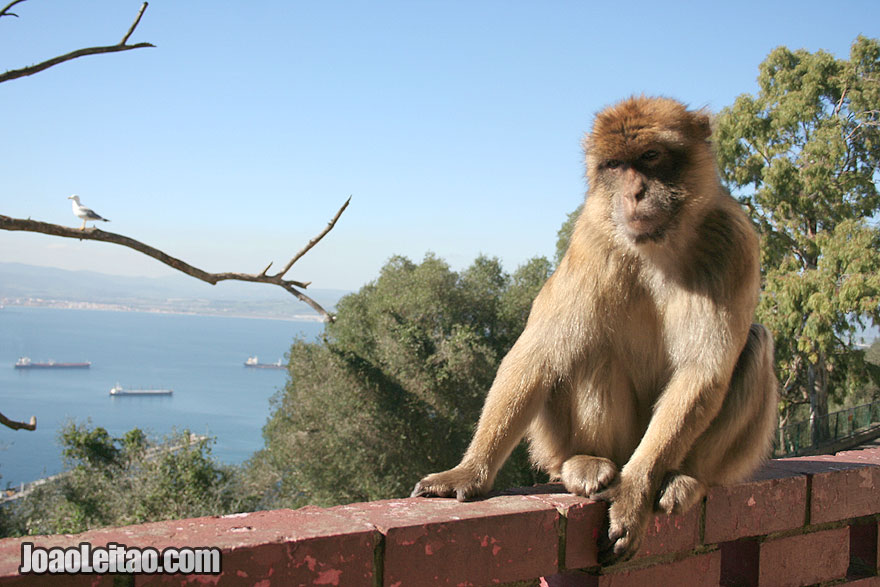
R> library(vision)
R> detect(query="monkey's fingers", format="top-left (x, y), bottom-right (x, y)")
top-left (410, 481), bottom-right (435, 498)
top-left (411, 477), bottom-right (452, 498)
top-left (597, 518), bottom-right (640, 565)
top-left (598, 538), bottom-right (635, 565)
top-left (411, 467), bottom-right (488, 500)
top-left (410, 480), bottom-right (481, 501)
top-left (410, 482), bottom-right (451, 499)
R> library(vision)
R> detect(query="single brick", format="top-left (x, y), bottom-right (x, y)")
top-left (771, 458), bottom-right (880, 524)
top-left (561, 500), bottom-right (606, 569)
top-left (571, 551), bottom-right (721, 587)
top-left (705, 465), bottom-right (807, 544)
top-left (334, 495), bottom-right (559, 586)
top-left (2, 508), bottom-right (379, 587)
top-left (512, 483), bottom-right (606, 569)
top-left (635, 508), bottom-right (701, 560)
top-left (758, 527), bottom-right (850, 587)
top-left (149, 508), bottom-right (378, 587)
top-left (812, 466), bottom-right (880, 524)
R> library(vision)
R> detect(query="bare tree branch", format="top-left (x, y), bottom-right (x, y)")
top-left (0, 0), bottom-right (26, 19)
top-left (844, 111), bottom-right (880, 143)
top-left (0, 198), bottom-right (350, 322)
top-left (120, 1), bottom-right (148, 45)
top-left (275, 196), bottom-right (350, 278)
top-left (0, 2), bottom-right (154, 84)
top-left (0, 411), bottom-right (36, 431)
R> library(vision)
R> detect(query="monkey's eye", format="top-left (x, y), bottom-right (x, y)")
top-left (604, 159), bottom-right (622, 169)
top-left (641, 150), bottom-right (660, 162)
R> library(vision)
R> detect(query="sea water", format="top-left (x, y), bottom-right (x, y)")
top-left (0, 306), bottom-right (324, 487)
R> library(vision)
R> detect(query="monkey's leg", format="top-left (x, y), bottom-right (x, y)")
top-left (657, 324), bottom-right (778, 515)
top-left (534, 359), bottom-right (637, 499)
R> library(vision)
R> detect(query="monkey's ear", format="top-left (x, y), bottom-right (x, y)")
top-left (691, 110), bottom-right (712, 141)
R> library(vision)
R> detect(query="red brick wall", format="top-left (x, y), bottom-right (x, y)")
top-left (1, 448), bottom-right (879, 586)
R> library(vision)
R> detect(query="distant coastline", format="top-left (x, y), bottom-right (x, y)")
top-left (1, 298), bottom-right (326, 323)
top-left (0, 262), bottom-right (346, 324)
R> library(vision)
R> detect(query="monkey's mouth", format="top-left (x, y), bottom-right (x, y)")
top-left (626, 214), bottom-right (668, 243)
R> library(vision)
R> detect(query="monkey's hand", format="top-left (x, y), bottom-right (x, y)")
top-left (595, 475), bottom-right (652, 565)
top-left (411, 464), bottom-right (489, 502)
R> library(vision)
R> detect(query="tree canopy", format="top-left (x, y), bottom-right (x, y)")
top-left (2, 423), bottom-right (249, 537)
top-left (248, 254), bottom-right (552, 507)
top-left (714, 36), bottom-right (880, 431)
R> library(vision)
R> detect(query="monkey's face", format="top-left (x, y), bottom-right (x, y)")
top-left (600, 147), bottom-right (686, 244)
top-left (584, 97), bottom-right (711, 246)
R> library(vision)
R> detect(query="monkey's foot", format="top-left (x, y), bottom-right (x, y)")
top-left (656, 472), bottom-right (706, 515)
top-left (560, 455), bottom-right (618, 498)
top-left (411, 464), bottom-right (489, 502)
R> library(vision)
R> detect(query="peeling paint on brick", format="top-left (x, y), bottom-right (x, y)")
top-left (314, 568), bottom-right (343, 585)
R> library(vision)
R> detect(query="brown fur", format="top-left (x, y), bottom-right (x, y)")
top-left (411, 96), bottom-right (778, 563)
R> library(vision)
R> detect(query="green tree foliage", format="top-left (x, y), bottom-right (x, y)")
top-left (868, 338), bottom-right (880, 367)
top-left (249, 254), bottom-right (553, 507)
top-left (2, 422), bottom-right (250, 537)
top-left (715, 37), bottom-right (880, 435)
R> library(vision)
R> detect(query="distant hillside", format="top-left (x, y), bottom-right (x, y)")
top-left (0, 262), bottom-right (348, 320)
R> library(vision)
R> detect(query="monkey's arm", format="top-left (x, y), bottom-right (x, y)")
top-left (412, 278), bottom-right (576, 500)
top-left (603, 297), bottom-right (748, 560)
top-left (412, 333), bottom-right (557, 500)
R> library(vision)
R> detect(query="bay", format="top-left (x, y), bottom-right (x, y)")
top-left (0, 306), bottom-right (323, 487)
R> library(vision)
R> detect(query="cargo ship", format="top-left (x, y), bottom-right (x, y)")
top-left (110, 384), bottom-right (173, 396)
top-left (15, 357), bottom-right (91, 369)
top-left (244, 356), bottom-right (286, 369)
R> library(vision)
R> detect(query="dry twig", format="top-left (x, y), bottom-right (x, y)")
top-left (0, 197), bottom-right (350, 321)
top-left (0, 1), bottom-right (154, 84)
top-left (0, 0), bottom-right (27, 19)
top-left (0, 411), bottom-right (36, 431)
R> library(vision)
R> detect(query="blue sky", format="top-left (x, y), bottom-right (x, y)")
top-left (0, 1), bottom-right (876, 292)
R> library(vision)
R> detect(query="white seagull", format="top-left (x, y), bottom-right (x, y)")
top-left (68, 195), bottom-right (110, 230)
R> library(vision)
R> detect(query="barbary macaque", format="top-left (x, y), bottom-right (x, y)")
top-left (412, 96), bottom-right (778, 562)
